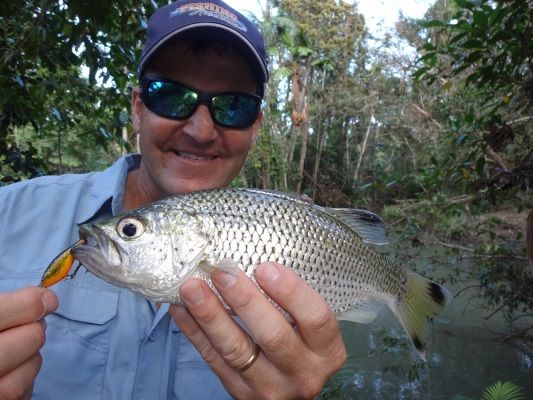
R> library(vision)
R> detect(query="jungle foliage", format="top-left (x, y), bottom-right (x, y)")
top-left (0, 0), bottom-right (163, 180)
top-left (1, 0), bottom-right (532, 394)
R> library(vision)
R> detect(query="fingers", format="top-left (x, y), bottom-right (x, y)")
top-left (170, 278), bottom-right (286, 398)
top-left (0, 354), bottom-right (42, 400)
top-left (170, 264), bottom-right (346, 399)
top-left (0, 287), bottom-right (58, 331)
top-left (0, 322), bottom-right (46, 377)
top-left (255, 263), bottom-right (345, 359)
top-left (169, 304), bottom-right (253, 396)
top-left (172, 279), bottom-right (265, 372)
top-left (0, 287), bottom-right (55, 400)
top-left (210, 269), bottom-right (305, 372)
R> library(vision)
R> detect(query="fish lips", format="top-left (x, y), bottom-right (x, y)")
top-left (72, 224), bottom-right (127, 271)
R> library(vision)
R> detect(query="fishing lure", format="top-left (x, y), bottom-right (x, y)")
top-left (39, 239), bottom-right (85, 288)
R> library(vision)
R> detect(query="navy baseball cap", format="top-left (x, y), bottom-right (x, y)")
top-left (138, 0), bottom-right (269, 87)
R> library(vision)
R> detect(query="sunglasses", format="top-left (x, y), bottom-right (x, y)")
top-left (140, 77), bottom-right (262, 129)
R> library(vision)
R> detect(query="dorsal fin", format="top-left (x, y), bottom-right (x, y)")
top-left (321, 207), bottom-right (389, 245)
top-left (241, 188), bottom-right (388, 245)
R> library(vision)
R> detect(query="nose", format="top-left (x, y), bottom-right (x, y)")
top-left (181, 104), bottom-right (218, 143)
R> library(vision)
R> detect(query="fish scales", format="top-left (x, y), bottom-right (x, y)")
top-left (43, 188), bottom-right (453, 358)
top-left (154, 189), bottom-right (407, 314)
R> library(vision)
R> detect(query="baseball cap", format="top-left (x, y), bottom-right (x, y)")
top-left (138, 0), bottom-right (269, 88)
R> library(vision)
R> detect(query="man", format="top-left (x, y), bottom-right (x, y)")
top-left (0, 1), bottom-right (346, 399)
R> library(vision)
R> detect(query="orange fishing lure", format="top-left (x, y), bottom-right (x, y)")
top-left (40, 240), bottom-right (85, 288)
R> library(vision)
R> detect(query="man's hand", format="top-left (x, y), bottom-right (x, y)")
top-left (0, 287), bottom-right (58, 400)
top-left (169, 262), bottom-right (346, 400)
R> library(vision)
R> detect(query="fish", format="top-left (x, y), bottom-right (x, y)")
top-left (41, 188), bottom-right (452, 359)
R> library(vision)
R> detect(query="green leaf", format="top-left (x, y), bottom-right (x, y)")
top-left (273, 66), bottom-right (292, 78)
top-left (476, 157), bottom-right (485, 178)
top-left (412, 66), bottom-right (429, 80)
top-left (453, 62), bottom-right (472, 75)
top-left (454, 0), bottom-right (475, 10)
top-left (295, 46), bottom-right (313, 57)
top-left (419, 52), bottom-right (437, 66)
top-left (464, 112), bottom-right (475, 125)
top-left (420, 20), bottom-right (445, 28)
top-left (420, 43), bottom-right (437, 51)
top-left (449, 31), bottom-right (468, 45)
top-left (463, 51), bottom-right (483, 63)
top-left (481, 381), bottom-right (525, 400)
top-left (462, 39), bottom-right (483, 49)
top-left (473, 10), bottom-right (489, 30)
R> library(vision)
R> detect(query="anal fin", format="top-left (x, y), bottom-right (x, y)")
top-left (337, 297), bottom-right (385, 324)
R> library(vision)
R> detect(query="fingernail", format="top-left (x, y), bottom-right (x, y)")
top-left (256, 263), bottom-right (281, 283)
top-left (180, 280), bottom-right (206, 305)
top-left (42, 291), bottom-right (57, 313)
top-left (212, 271), bottom-right (237, 289)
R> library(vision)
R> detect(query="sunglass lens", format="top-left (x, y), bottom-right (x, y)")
top-left (147, 81), bottom-right (197, 119)
top-left (212, 95), bottom-right (258, 128)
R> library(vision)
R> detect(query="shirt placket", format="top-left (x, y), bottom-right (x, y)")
top-left (132, 304), bottom-right (172, 400)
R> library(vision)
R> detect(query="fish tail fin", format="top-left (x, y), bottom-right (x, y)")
top-left (389, 270), bottom-right (453, 360)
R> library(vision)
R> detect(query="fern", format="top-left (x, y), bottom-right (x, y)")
top-left (481, 381), bottom-right (525, 400)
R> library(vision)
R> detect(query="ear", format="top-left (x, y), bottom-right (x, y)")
top-left (131, 86), bottom-right (143, 133)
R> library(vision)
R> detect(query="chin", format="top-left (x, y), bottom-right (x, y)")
top-left (168, 178), bottom-right (228, 196)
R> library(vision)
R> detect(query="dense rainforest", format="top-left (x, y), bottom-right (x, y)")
top-left (1, 0), bottom-right (532, 398)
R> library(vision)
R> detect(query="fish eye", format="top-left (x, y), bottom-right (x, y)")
top-left (117, 217), bottom-right (145, 239)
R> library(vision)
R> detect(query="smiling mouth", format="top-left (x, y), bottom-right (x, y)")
top-left (174, 151), bottom-right (216, 161)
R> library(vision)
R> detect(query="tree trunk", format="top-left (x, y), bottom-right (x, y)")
top-left (291, 62), bottom-right (312, 193)
top-left (312, 118), bottom-right (329, 200)
top-left (353, 108), bottom-right (373, 183)
top-left (337, 116), bottom-right (350, 170)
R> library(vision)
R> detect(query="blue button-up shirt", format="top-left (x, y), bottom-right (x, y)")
top-left (0, 155), bottom-right (231, 400)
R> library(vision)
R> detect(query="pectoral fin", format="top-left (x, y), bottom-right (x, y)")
top-left (199, 258), bottom-right (240, 276)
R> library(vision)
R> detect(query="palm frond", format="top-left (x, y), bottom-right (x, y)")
top-left (481, 381), bottom-right (525, 400)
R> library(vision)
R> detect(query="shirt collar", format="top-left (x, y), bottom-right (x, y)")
top-left (76, 154), bottom-right (141, 225)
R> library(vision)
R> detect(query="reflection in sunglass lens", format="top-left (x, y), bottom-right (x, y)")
top-left (147, 81), bottom-right (197, 118)
top-left (212, 95), bottom-right (257, 127)
top-left (142, 78), bottom-right (260, 128)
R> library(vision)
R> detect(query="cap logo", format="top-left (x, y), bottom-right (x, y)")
top-left (169, 3), bottom-right (248, 32)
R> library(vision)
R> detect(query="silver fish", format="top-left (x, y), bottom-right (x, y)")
top-left (70, 188), bottom-right (452, 358)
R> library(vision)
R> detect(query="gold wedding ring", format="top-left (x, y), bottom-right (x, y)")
top-left (235, 343), bottom-right (261, 373)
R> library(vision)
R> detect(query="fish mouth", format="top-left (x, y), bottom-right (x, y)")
top-left (72, 224), bottom-right (125, 271)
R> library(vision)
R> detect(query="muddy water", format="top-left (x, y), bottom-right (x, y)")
top-left (334, 278), bottom-right (533, 399)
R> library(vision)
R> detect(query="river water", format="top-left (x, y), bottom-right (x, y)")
top-left (329, 253), bottom-right (533, 399)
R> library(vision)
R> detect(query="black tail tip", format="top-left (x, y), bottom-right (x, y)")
top-left (412, 334), bottom-right (424, 352)
top-left (429, 282), bottom-right (449, 306)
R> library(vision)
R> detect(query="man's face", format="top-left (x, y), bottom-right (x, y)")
top-left (131, 41), bottom-right (262, 201)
